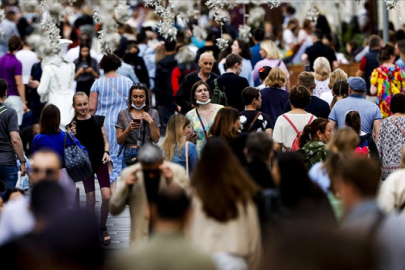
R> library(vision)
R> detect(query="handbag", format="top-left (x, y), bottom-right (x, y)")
top-left (124, 123), bottom-right (147, 165)
top-left (64, 132), bottom-right (93, 182)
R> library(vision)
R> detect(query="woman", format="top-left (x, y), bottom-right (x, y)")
top-left (160, 114), bottom-right (199, 175)
top-left (69, 92), bottom-right (111, 245)
top-left (74, 44), bottom-right (99, 96)
top-left (297, 118), bottom-right (333, 171)
top-left (260, 67), bottom-right (290, 129)
top-left (185, 81), bottom-right (223, 156)
top-left (209, 107), bottom-right (247, 166)
top-left (329, 80), bottom-right (349, 110)
top-left (273, 85), bottom-right (316, 152)
top-left (32, 104), bottom-right (86, 206)
top-left (320, 68), bottom-right (347, 105)
top-left (312, 57), bottom-right (331, 98)
top-left (89, 53), bottom-right (133, 188)
top-left (123, 42), bottom-right (150, 88)
top-left (188, 137), bottom-right (261, 270)
top-left (370, 44), bottom-right (405, 118)
top-left (116, 84), bottom-right (160, 169)
top-left (253, 40), bottom-right (290, 90)
top-left (377, 93), bottom-right (405, 180)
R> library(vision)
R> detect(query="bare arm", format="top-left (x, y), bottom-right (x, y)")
top-left (373, 119), bottom-right (382, 143)
top-left (89, 92), bottom-right (98, 115)
top-left (329, 119), bottom-right (336, 130)
top-left (332, 61), bottom-right (339, 71)
top-left (370, 85), bottom-right (377, 95)
top-left (274, 143), bottom-right (282, 152)
top-left (355, 70), bottom-right (364, 77)
top-left (74, 68), bottom-right (84, 80)
top-left (117, 127), bottom-right (131, 145)
top-left (265, 128), bottom-right (273, 139)
top-left (301, 53), bottom-right (308, 65)
top-left (10, 131), bottom-right (26, 175)
top-left (15, 75), bottom-right (27, 111)
top-left (286, 79), bottom-right (291, 92)
top-left (102, 126), bottom-right (110, 151)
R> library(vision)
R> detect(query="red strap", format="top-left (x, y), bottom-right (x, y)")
top-left (196, 108), bottom-right (209, 139)
top-left (282, 114), bottom-right (314, 135)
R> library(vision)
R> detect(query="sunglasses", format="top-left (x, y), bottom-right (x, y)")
top-left (31, 167), bottom-right (58, 176)
top-left (133, 83), bottom-right (147, 89)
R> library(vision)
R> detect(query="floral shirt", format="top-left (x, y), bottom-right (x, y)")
top-left (298, 140), bottom-right (329, 171)
top-left (370, 65), bottom-right (405, 118)
top-left (313, 78), bottom-right (330, 98)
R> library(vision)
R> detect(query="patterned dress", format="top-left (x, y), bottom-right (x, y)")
top-left (186, 105), bottom-right (223, 156)
top-left (370, 65), bottom-right (405, 118)
top-left (298, 140), bottom-right (329, 171)
top-left (90, 76), bottom-right (133, 183)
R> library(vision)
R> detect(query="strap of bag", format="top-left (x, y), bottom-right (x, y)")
top-left (307, 115), bottom-right (314, 125)
top-left (247, 112), bottom-right (262, 132)
top-left (214, 78), bottom-right (219, 87)
top-left (103, 78), bottom-right (127, 103)
top-left (64, 132), bottom-right (78, 148)
top-left (196, 108), bottom-right (209, 139)
top-left (391, 117), bottom-right (405, 137)
top-left (185, 142), bottom-right (189, 176)
top-left (282, 114), bottom-right (300, 135)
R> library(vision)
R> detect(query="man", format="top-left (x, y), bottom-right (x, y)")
top-left (175, 53), bottom-right (219, 114)
top-left (0, 79), bottom-right (26, 190)
top-left (0, 8), bottom-right (20, 57)
top-left (112, 186), bottom-right (216, 270)
top-left (209, 53), bottom-right (249, 111)
top-left (395, 39), bottom-right (405, 70)
top-left (239, 87), bottom-right (272, 134)
top-left (329, 77), bottom-right (382, 141)
top-left (284, 71), bottom-right (330, 118)
top-left (355, 35), bottom-right (382, 102)
top-left (16, 38), bottom-right (39, 86)
top-left (0, 149), bottom-right (61, 245)
top-left (250, 28), bottom-right (265, 68)
top-left (109, 144), bottom-right (189, 244)
top-left (338, 156), bottom-right (405, 270)
top-left (302, 30), bottom-right (338, 72)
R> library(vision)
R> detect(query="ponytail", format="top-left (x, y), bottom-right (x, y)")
top-left (299, 118), bottom-right (330, 148)
top-left (345, 111), bottom-right (361, 135)
top-left (299, 124), bottom-right (312, 148)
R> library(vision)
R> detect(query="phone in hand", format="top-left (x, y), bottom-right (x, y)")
top-left (82, 64), bottom-right (88, 69)
top-left (132, 119), bottom-right (141, 124)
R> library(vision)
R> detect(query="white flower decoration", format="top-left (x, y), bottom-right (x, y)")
top-left (257, 128), bottom-right (263, 132)
top-left (258, 114), bottom-right (263, 121)
top-left (262, 120), bottom-right (267, 128)
top-left (240, 115), bottom-right (247, 124)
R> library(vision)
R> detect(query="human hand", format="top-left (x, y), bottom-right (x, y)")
top-left (142, 112), bottom-right (153, 124)
top-left (85, 67), bottom-right (93, 73)
top-left (28, 80), bottom-right (40, 89)
top-left (186, 132), bottom-right (198, 142)
top-left (79, 67), bottom-right (85, 74)
top-left (102, 152), bottom-right (111, 163)
top-left (20, 163), bottom-right (26, 176)
top-left (23, 103), bottom-right (30, 113)
top-left (159, 163), bottom-right (173, 185)
top-left (127, 121), bottom-right (139, 132)
top-left (126, 168), bottom-right (140, 186)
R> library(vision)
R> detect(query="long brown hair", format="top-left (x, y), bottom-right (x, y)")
top-left (208, 107), bottom-right (239, 143)
top-left (192, 137), bottom-right (259, 222)
top-left (160, 115), bottom-right (190, 161)
top-left (39, 104), bottom-right (61, 134)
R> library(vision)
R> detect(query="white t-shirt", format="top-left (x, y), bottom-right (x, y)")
top-left (273, 113), bottom-right (316, 150)
top-left (16, 50), bottom-right (39, 84)
top-left (283, 29), bottom-right (296, 51)
top-left (320, 90), bottom-right (333, 105)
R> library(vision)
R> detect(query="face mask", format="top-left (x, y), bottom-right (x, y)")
top-left (132, 102), bottom-right (146, 110)
top-left (196, 99), bottom-right (211, 105)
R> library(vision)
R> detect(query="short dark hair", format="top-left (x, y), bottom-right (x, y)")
top-left (155, 186), bottom-right (190, 220)
top-left (164, 39), bottom-right (176, 52)
top-left (289, 85), bottom-right (311, 109)
top-left (259, 66), bottom-right (272, 81)
top-left (8, 35), bottom-right (22, 52)
top-left (246, 132), bottom-right (273, 163)
top-left (378, 44), bottom-right (395, 63)
top-left (128, 84), bottom-right (151, 111)
top-left (286, 5), bottom-right (296, 15)
top-left (31, 181), bottom-right (66, 219)
top-left (298, 72), bottom-right (315, 92)
top-left (390, 93), bottom-right (405, 114)
top-left (136, 32), bottom-right (147, 43)
top-left (0, 79), bottom-right (8, 97)
top-left (190, 81), bottom-right (213, 107)
top-left (39, 104), bottom-right (61, 134)
top-left (242, 87), bottom-right (260, 105)
top-left (369, 35), bottom-right (381, 49)
top-left (313, 29), bottom-right (323, 41)
top-left (99, 53), bottom-right (122, 73)
top-left (253, 28), bottom-right (265, 42)
top-left (225, 53), bottom-right (242, 69)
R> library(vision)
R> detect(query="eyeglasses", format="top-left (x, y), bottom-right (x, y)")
top-left (133, 83), bottom-right (147, 89)
top-left (31, 167), bottom-right (58, 176)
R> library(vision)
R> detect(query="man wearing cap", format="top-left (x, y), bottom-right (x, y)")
top-left (329, 77), bottom-right (382, 141)
top-left (0, 7), bottom-right (20, 57)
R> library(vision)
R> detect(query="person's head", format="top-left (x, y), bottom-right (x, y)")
top-left (72, 92), bottom-right (90, 120)
top-left (328, 68), bottom-right (348, 89)
top-left (312, 29), bottom-right (323, 42)
top-left (79, 44), bottom-right (91, 60)
top-left (190, 81), bottom-right (212, 107)
top-left (192, 137), bottom-right (259, 222)
top-left (298, 71), bottom-right (316, 93)
top-left (330, 80), bottom-right (349, 109)
top-left (264, 66), bottom-right (287, 88)
top-left (287, 18), bottom-right (299, 31)
top-left (302, 19), bottom-right (313, 32)
top-left (8, 35), bottom-right (22, 52)
top-left (209, 107), bottom-right (240, 143)
top-left (30, 150), bottom-right (61, 184)
top-left (128, 83), bottom-right (151, 111)
top-left (260, 40), bottom-right (282, 60)
top-left (347, 76), bottom-right (366, 94)
top-left (327, 127), bottom-right (359, 153)
top-left (136, 32), bottom-right (147, 44)
top-left (245, 132), bottom-right (273, 165)
top-left (225, 53), bottom-right (243, 75)
top-left (161, 114), bottom-right (191, 161)
top-left (396, 40), bottom-right (405, 59)
top-left (99, 53), bottom-right (122, 73)
top-left (289, 85), bottom-right (311, 109)
top-left (231, 39), bottom-right (252, 60)
top-left (252, 28), bottom-right (265, 43)
top-left (205, 29), bottom-right (216, 42)
top-left (198, 53), bottom-right (214, 75)
top-left (164, 39), bottom-right (176, 52)
top-left (6, 9), bottom-right (17, 22)
top-left (39, 104), bottom-right (61, 134)
top-left (368, 35), bottom-right (382, 49)
top-left (138, 143), bottom-right (165, 178)
top-left (378, 44), bottom-right (396, 64)
top-left (336, 156), bottom-right (381, 209)
top-left (313, 57), bottom-right (331, 81)
top-left (0, 79), bottom-right (8, 99)
top-left (242, 87), bottom-right (262, 108)
top-left (258, 66), bottom-right (272, 82)
top-left (390, 93), bottom-right (405, 114)
top-left (299, 118), bottom-right (333, 147)
top-left (345, 111), bottom-right (361, 135)
top-left (2, 188), bottom-right (24, 203)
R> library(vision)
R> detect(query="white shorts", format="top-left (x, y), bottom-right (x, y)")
top-left (4, 95), bottom-right (23, 126)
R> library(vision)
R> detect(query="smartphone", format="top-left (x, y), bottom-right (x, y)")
top-left (132, 119), bottom-right (141, 124)
top-left (82, 64), bottom-right (88, 69)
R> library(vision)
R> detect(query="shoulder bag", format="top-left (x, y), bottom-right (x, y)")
top-left (247, 112), bottom-right (262, 132)
top-left (196, 108), bottom-right (209, 139)
top-left (103, 78), bottom-right (127, 103)
top-left (64, 132), bottom-right (93, 182)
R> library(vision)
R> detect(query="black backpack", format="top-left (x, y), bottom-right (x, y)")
top-left (211, 79), bottom-right (228, 106)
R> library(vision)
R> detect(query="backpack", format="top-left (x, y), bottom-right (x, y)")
top-left (282, 114), bottom-right (314, 151)
top-left (356, 135), bottom-right (371, 158)
top-left (211, 79), bottom-right (228, 106)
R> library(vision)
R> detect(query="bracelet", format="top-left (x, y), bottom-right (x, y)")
top-left (20, 160), bottom-right (26, 164)
top-left (104, 151), bottom-right (110, 155)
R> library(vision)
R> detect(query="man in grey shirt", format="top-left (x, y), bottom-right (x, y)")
top-left (0, 79), bottom-right (26, 189)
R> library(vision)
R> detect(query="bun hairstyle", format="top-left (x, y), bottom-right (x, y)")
top-left (378, 44), bottom-right (395, 64)
top-left (330, 80), bottom-right (349, 109)
top-left (299, 118), bottom-right (329, 147)
top-left (345, 111), bottom-right (361, 135)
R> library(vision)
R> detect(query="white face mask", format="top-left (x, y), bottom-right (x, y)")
top-left (196, 99), bottom-right (211, 105)
top-left (132, 102), bottom-right (146, 110)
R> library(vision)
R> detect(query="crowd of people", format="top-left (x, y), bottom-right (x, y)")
top-left (1, 1), bottom-right (405, 269)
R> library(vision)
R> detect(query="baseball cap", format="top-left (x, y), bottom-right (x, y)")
top-left (347, 77), bottom-right (366, 92)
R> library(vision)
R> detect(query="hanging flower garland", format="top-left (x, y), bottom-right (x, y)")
top-left (239, 24), bottom-right (252, 42)
top-left (385, 0), bottom-right (400, 11)
top-left (115, 1), bottom-right (131, 23)
top-left (192, 25), bottom-right (207, 41)
top-left (206, 0), bottom-right (229, 50)
top-left (306, 5), bottom-right (320, 23)
top-left (267, 0), bottom-right (281, 9)
top-left (0, 8), bottom-right (5, 39)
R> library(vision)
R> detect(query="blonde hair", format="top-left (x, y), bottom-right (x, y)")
top-left (160, 115), bottom-right (190, 161)
top-left (72, 92), bottom-right (89, 122)
top-left (313, 57), bottom-right (331, 81)
top-left (327, 127), bottom-right (359, 153)
top-left (328, 68), bottom-right (347, 89)
top-left (264, 66), bottom-right (287, 88)
top-left (260, 40), bottom-right (283, 60)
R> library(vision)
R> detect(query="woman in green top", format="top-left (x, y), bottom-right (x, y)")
top-left (298, 118), bottom-right (334, 171)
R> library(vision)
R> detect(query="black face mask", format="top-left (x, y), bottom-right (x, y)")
top-left (143, 170), bottom-right (161, 203)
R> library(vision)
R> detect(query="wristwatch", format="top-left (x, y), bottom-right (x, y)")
top-left (104, 151), bottom-right (110, 155)
top-left (20, 160), bottom-right (26, 164)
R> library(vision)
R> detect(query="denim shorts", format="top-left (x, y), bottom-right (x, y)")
top-left (0, 164), bottom-right (18, 190)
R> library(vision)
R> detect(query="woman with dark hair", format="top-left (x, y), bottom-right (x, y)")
top-left (89, 53), bottom-right (133, 187)
top-left (377, 93), bottom-right (405, 179)
top-left (298, 118), bottom-right (333, 171)
top-left (123, 42), bottom-right (150, 88)
top-left (370, 44), bottom-right (405, 118)
top-left (74, 44), bottom-right (99, 96)
top-left (185, 81), bottom-right (223, 156)
top-left (32, 104), bottom-right (87, 206)
top-left (116, 84), bottom-right (160, 169)
top-left (330, 80), bottom-right (349, 109)
top-left (188, 137), bottom-right (261, 270)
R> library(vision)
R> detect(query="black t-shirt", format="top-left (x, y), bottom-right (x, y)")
top-left (284, 96), bottom-right (330, 119)
top-left (304, 41), bottom-right (337, 71)
top-left (239, 110), bottom-right (272, 132)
